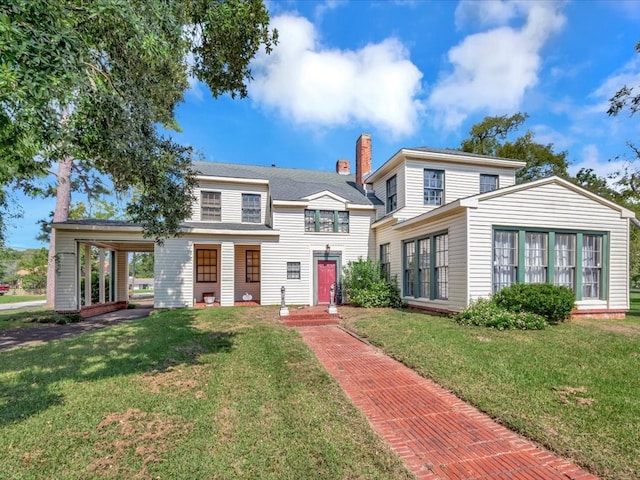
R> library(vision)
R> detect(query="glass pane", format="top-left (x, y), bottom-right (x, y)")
top-left (493, 230), bottom-right (517, 292)
top-left (525, 232), bottom-right (548, 284)
top-left (554, 234), bottom-right (575, 289)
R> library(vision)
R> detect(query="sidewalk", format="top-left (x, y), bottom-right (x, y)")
top-left (0, 305), bottom-right (153, 351)
top-left (297, 325), bottom-right (598, 480)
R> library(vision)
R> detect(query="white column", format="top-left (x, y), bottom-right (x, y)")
top-left (98, 248), bottom-right (106, 304)
top-left (220, 242), bottom-right (235, 307)
top-left (84, 244), bottom-right (92, 306)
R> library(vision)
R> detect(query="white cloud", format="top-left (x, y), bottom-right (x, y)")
top-left (428, 1), bottom-right (565, 130)
top-left (569, 144), bottom-right (627, 187)
top-left (248, 14), bottom-right (424, 138)
top-left (589, 55), bottom-right (640, 114)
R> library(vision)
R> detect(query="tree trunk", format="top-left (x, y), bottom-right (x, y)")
top-left (45, 156), bottom-right (73, 307)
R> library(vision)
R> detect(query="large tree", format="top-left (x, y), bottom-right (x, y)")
top-left (1, 0), bottom-right (276, 304)
top-left (460, 113), bottom-right (570, 183)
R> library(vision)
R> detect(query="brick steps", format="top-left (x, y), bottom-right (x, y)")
top-left (281, 306), bottom-right (339, 327)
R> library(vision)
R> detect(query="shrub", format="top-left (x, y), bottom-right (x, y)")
top-left (342, 258), bottom-right (403, 308)
top-left (493, 283), bottom-right (575, 323)
top-left (455, 298), bottom-right (548, 330)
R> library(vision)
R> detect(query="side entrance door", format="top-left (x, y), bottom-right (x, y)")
top-left (317, 260), bottom-right (337, 304)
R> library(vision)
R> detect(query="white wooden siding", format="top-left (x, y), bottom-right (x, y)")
top-left (190, 180), bottom-right (269, 224)
top-left (220, 242), bottom-right (235, 306)
top-left (54, 231), bottom-right (79, 311)
top-left (263, 203), bottom-right (374, 305)
top-left (467, 182), bottom-right (630, 310)
top-left (388, 211), bottom-right (468, 312)
top-left (371, 164), bottom-right (405, 220)
top-left (115, 251), bottom-right (128, 301)
top-left (154, 238), bottom-right (193, 308)
top-left (401, 159), bottom-right (517, 219)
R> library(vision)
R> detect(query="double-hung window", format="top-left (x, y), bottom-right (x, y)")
top-left (424, 169), bottom-right (444, 206)
top-left (417, 238), bottom-right (430, 298)
top-left (404, 232), bottom-right (449, 300)
top-left (493, 230), bottom-right (518, 291)
top-left (493, 228), bottom-right (606, 300)
top-left (434, 234), bottom-right (449, 299)
top-left (480, 174), bottom-right (498, 193)
top-left (404, 241), bottom-right (416, 297)
top-left (242, 194), bottom-right (261, 223)
top-left (287, 262), bottom-right (301, 280)
top-left (582, 235), bottom-right (602, 299)
top-left (386, 175), bottom-right (397, 213)
top-left (380, 243), bottom-right (390, 281)
top-left (201, 191), bottom-right (221, 221)
top-left (554, 234), bottom-right (576, 289)
top-left (524, 232), bottom-right (548, 284)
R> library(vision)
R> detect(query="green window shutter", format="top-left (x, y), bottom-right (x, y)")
top-left (602, 233), bottom-right (609, 300)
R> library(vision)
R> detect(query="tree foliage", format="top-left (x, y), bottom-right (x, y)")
top-left (0, 0), bottom-right (276, 242)
top-left (460, 113), bottom-right (570, 183)
top-left (16, 248), bottom-right (48, 289)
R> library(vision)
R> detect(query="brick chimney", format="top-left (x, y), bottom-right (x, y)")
top-left (355, 134), bottom-right (372, 190)
top-left (336, 159), bottom-right (350, 175)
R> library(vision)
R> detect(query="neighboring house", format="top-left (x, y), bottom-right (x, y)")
top-left (53, 134), bottom-right (634, 318)
top-left (129, 277), bottom-right (154, 290)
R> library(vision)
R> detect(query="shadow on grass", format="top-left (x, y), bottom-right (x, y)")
top-left (0, 309), bottom-right (236, 426)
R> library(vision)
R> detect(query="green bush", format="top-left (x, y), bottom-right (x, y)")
top-left (342, 258), bottom-right (403, 308)
top-left (455, 298), bottom-right (548, 330)
top-left (493, 283), bottom-right (575, 323)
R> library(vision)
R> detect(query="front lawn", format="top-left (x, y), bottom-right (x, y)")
top-left (0, 307), bottom-right (411, 479)
top-left (0, 295), bottom-right (46, 304)
top-left (343, 307), bottom-right (640, 480)
top-left (0, 307), bottom-right (80, 331)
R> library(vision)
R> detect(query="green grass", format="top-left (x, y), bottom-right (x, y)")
top-left (0, 307), bottom-right (81, 331)
top-left (0, 307), bottom-right (411, 480)
top-left (343, 306), bottom-right (640, 480)
top-left (0, 295), bottom-right (46, 304)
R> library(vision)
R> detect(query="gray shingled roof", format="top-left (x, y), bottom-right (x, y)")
top-left (194, 161), bottom-right (381, 205)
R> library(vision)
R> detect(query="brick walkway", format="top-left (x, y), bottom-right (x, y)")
top-left (296, 325), bottom-right (598, 480)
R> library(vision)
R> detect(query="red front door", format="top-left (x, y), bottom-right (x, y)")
top-left (317, 260), bottom-right (337, 304)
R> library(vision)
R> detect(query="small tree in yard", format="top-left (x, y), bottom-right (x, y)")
top-left (342, 258), bottom-right (403, 308)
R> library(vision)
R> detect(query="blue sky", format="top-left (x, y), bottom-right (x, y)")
top-left (6, 0), bottom-right (640, 250)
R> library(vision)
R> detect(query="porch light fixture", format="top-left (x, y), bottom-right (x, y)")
top-left (325, 244), bottom-right (330, 254)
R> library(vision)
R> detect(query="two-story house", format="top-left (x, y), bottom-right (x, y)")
top-left (53, 134), bottom-right (634, 318)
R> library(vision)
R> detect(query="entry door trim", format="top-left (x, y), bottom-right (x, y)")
top-left (312, 252), bottom-right (342, 305)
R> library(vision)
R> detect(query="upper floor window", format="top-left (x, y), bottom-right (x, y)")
top-left (424, 169), bottom-right (444, 206)
top-left (480, 174), bottom-right (499, 193)
top-left (386, 175), bottom-right (397, 213)
top-left (242, 194), bottom-right (261, 223)
top-left (304, 209), bottom-right (349, 233)
top-left (201, 191), bottom-right (221, 221)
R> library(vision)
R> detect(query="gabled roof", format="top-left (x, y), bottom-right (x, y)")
top-left (193, 161), bottom-right (377, 205)
top-left (394, 176), bottom-right (636, 231)
top-left (366, 147), bottom-right (526, 184)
